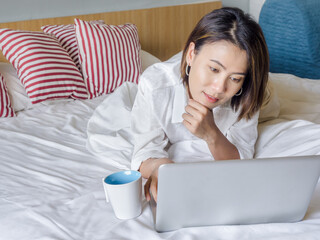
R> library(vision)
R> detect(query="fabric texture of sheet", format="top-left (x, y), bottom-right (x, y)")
top-left (0, 70), bottom-right (320, 239)
top-left (255, 73), bottom-right (320, 157)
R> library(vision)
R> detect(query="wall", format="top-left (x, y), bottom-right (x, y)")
top-left (221, 0), bottom-right (249, 13)
top-left (0, 0), bottom-right (215, 23)
top-left (249, 0), bottom-right (266, 21)
top-left (0, 0), bottom-right (266, 24)
top-left (221, 0), bottom-right (266, 21)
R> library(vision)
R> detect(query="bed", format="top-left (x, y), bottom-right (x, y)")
top-left (0, 1), bottom-right (320, 239)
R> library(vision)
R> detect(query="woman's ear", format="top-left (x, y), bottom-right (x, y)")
top-left (186, 42), bottom-right (195, 66)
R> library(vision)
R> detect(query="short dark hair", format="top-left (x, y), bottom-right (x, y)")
top-left (180, 7), bottom-right (269, 120)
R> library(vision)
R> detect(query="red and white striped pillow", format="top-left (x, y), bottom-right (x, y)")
top-left (74, 19), bottom-right (141, 98)
top-left (0, 73), bottom-right (15, 117)
top-left (41, 20), bottom-right (104, 70)
top-left (0, 29), bottom-right (88, 104)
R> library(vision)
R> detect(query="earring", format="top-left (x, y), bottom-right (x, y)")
top-left (235, 88), bottom-right (242, 96)
top-left (185, 64), bottom-right (190, 76)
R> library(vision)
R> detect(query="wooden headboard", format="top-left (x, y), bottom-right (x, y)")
top-left (0, 1), bottom-right (221, 62)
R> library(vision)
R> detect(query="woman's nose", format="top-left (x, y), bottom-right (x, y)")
top-left (211, 76), bottom-right (227, 93)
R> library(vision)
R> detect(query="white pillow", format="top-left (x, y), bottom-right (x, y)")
top-left (140, 49), bottom-right (161, 72)
top-left (0, 62), bottom-right (32, 112)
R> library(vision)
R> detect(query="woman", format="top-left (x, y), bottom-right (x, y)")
top-left (131, 7), bottom-right (269, 202)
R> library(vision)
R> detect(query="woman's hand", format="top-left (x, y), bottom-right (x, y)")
top-left (139, 158), bottom-right (173, 202)
top-left (182, 99), bottom-right (240, 160)
top-left (182, 99), bottom-right (218, 142)
top-left (144, 168), bottom-right (159, 202)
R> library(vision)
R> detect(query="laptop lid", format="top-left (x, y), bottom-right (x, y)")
top-left (151, 155), bottom-right (320, 232)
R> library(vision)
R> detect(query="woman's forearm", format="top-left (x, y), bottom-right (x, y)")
top-left (205, 127), bottom-right (240, 161)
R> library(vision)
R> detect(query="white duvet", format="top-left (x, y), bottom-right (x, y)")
top-left (0, 72), bottom-right (320, 240)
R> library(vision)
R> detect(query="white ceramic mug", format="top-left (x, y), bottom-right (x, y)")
top-left (102, 170), bottom-right (142, 219)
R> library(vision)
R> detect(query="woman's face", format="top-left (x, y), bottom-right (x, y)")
top-left (186, 40), bottom-right (248, 109)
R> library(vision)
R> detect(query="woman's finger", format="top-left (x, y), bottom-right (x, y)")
top-left (144, 178), bottom-right (151, 201)
top-left (182, 112), bottom-right (195, 124)
top-left (185, 104), bottom-right (198, 117)
top-left (185, 104), bottom-right (208, 123)
top-left (188, 99), bottom-right (207, 112)
top-left (150, 178), bottom-right (158, 202)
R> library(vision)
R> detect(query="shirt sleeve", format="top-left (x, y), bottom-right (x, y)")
top-left (130, 75), bottom-right (169, 170)
top-left (225, 111), bottom-right (260, 160)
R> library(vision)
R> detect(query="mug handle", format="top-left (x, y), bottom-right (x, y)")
top-left (102, 177), bottom-right (109, 203)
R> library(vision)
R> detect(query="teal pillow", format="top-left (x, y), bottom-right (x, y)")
top-left (259, 0), bottom-right (320, 79)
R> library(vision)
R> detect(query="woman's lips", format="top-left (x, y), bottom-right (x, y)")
top-left (203, 92), bottom-right (219, 103)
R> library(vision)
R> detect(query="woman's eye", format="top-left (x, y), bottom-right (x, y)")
top-left (210, 67), bottom-right (218, 73)
top-left (230, 77), bottom-right (241, 83)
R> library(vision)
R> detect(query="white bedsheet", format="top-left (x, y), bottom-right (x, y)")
top-left (0, 73), bottom-right (320, 239)
top-left (255, 73), bottom-right (320, 158)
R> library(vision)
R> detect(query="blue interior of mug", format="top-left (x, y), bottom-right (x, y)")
top-left (104, 170), bottom-right (141, 185)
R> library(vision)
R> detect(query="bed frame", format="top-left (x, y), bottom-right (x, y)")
top-left (0, 1), bottom-right (222, 62)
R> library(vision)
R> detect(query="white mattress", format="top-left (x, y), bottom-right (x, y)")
top-left (0, 70), bottom-right (320, 239)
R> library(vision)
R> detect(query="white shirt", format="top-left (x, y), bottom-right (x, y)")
top-left (131, 53), bottom-right (259, 170)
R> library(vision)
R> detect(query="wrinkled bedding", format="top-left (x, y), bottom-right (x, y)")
top-left (0, 72), bottom-right (320, 239)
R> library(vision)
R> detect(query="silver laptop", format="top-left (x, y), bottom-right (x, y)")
top-left (150, 155), bottom-right (320, 232)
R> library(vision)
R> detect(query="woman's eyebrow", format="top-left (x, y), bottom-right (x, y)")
top-left (210, 59), bottom-right (226, 70)
top-left (210, 59), bottom-right (246, 75)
